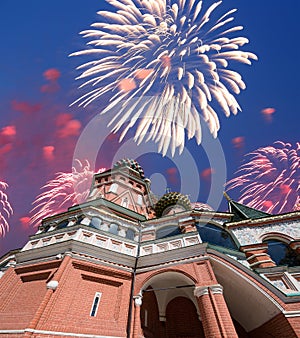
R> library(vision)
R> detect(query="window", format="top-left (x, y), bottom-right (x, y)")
top-left (57, 220), bottom-right (69, 229)
top-left (109, 183), bottom-right (118, 194)
top-left (196, 223), bottom-right (238, 250)
top-left (89, 217), bottom-right (102, 230)
top-left (122, 197), bottom-right (129, 208)
top-left (264, 239), bottom-right (300, 267)
top-left (126, 229), bottom-right (135, 241)
top-left (90, 292), bottom-right (102, 317)
top-left (109, 223), bottom-right (119, 235)
top-left (137, 194), bottom-right (143, 206)
top-left (156, 226), bottom-right (181, 239)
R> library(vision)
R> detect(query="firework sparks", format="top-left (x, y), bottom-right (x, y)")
top-left (226, 142), bottom-right (300, 214)
top-left (0, 181), bottom-right (13, 237)
top-left (71, 0), bottom-right (257, 156)
top-left (30, 160), bottom-right (106, 227)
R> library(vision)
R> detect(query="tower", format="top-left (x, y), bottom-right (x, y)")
top-left (0, 159), bottom-right (299, 337)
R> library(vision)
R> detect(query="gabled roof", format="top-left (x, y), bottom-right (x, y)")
top-left (224, 192), bottom-right (270, 222)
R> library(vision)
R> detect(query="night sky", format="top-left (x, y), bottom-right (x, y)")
top-left (0, 0), bottom-right (299, 256)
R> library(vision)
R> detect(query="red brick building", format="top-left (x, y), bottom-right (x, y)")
top-left (0, 159), bottom-right (299, 337)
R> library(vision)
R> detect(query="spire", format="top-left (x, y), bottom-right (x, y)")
top-left (223, 192), bottom-right (270, 222)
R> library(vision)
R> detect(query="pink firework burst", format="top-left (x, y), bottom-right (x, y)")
top-left (30, 160), bottom-right (106, 227)
top-left (0, 181), bottom-right (13, 237)
top-left (226, 141), bottom-right (300, 214)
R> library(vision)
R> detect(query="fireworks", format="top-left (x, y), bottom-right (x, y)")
top-left (226, 142), bottom-right (300, 214)
top-left (30, 160), bottom-right (106, 227)
top-left (0, 181), bottom-right (13, 237)
top-left (71, 0), bottom-right (257, 156)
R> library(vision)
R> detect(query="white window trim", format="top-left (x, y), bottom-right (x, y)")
top-left (90, 292), bottom-right (102, 317)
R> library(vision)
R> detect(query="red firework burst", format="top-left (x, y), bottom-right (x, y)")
top-left (30, 160), bottom-right (106, 227)
top-left (226, 141), bottom-right (300, 214)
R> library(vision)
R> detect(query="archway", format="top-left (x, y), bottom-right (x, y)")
top-left (139, 271), bottom-right (204, 338)
top-left (166, 296), bottom-right (204, 338)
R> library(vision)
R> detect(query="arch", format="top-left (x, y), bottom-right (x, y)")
top-left (89, 217), bottom-right (102, 230)
top-left (260, 232), bottom-right (294, 244)
top-left (263, 238), bottom-right (300, 267)
top-left (156, 225), bottom-right (181, 240)
top-left (209, 254), bottom-right (285, 333)
top-left (125, 228), bottom-right (135, 241)
top-left (138, 271), bottom-right (203, 338)
top-left (137, 270), bottom-right (198, 330)
top-left (141, 286), bottom-right (160, 338)
top-left (109, 223), bottom-right (119, 235)
top-left (108, 183), bottom-right (118, 193)
top-left (165, 297), bottom-right (204, 338)
top-left (196, 222), bottom-right (238, 250)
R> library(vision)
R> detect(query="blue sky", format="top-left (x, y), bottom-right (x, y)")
top-left (0, 0), bottom-right (299, 255)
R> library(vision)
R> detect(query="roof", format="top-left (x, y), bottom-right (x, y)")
top-left (224, 192), bottom-right (270, 222)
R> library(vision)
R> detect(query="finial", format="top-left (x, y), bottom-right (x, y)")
top-left (223, 191), bottom-right (231, 201)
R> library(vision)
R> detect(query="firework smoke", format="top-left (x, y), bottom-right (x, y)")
top-left (0, 181), bottom-right (13, 237)
top-left (30, 160), bottom-right (106, 227)
top-left (71, 0), bottom-right (257, 156)
top-left (226, 142), bottom-right (300, 214)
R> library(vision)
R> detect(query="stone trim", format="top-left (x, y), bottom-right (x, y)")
top-left (0, 329), bottom-right (123, 338)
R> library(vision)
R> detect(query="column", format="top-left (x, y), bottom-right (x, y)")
top-left (194, 286), bottom-right (220, 338)
top-left (194, 285), bottom-right (238, 338)
top-left (132, 294), bottom-right (143, 338)
top-left (241, 244), bottom-right (276, 269)
top-left (24, 254), bottom-right (72, 337)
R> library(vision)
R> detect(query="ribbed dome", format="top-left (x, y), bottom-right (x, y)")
top-left (113, 158), bottom-right (145, 179)
top-left (155, 192), bottom-right (192, 218)
top-left (191, 202), bottom-right (214, 211)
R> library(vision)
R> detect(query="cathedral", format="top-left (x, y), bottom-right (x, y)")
top-left (0, 159), bottom-right (299, 338)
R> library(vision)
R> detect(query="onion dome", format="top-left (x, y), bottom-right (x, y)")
top-left (191, 202), bottom-right (214, 211)
top-left (155, 192), bottom-right (192, 218)
top-left (113, 158), bottom-right (145, 179)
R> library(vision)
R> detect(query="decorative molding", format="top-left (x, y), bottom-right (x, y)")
top-left (210, 284), bottom-right (223, 294)
top-left (47, 280), bottom-right (59, 290)
top-left (134, 294), bottom-right (143, 306)
top-left (232, 221), bottom-right (300, 246)
top-left (194, 286), bottom-right (209, 297)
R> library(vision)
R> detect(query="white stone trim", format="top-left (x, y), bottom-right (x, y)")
top-left (0, 329), bottom-right (124, 338)
top-left (209, 256), bottom-right (285, 312)
top-left (134, 294), bottom-right (143, 306)
top-left (249, 259), bottom-right (274, 268)
top-left (194, 286), bottom-right (209, 297)
top-left (210, 284), bottom-right (223, 294)
top-left (283, 310), bottom-right (300, 318)
top-left (246, 253), bottom-right (268, 261)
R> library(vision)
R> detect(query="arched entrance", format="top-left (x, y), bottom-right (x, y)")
top-left (138, 271), bottom-right (204, 338)
top-left (166, 296), bottom-right (204, 338)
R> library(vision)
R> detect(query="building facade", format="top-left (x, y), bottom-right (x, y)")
top-left (0, 159), bottom-right (299, 338)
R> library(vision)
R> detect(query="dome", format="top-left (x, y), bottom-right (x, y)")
top-left (113, 158), bottom-right (145, 179)
top-left (155, 192), bottom-right (192, 218)
top-left (191, 202), bottom-right (214, 212)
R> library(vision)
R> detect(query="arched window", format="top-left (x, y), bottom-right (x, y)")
top-left (126, 228), bottom-right (135, 241)
top-left (89, 217), bottom-right (102, 230)
top-left (109, 183), bottom-right (118, 194)
top-left (264, 239), bottom-right (300, 267)
top-left (196, 223), bottom-right (238, 250)
top-left (57, 220), bottom-right (69, 230)
top-left (109, 223), bottom-right (119, 235)
top-left (156, 226), bottom-right (181, 240)
top-left (121, 197), bottom-right (129, 208)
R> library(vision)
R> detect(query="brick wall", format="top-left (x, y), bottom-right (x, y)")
top-left (34, 258), bottom-right (132, 337)
top-left (166, 296), bottom-right (204, 338)
top-left (249, 313), bottom-right (298, 338)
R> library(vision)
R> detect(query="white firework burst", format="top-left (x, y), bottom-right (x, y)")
top-left (0, 181), bottom-right (13, 237)
top-left (30, 160), bottom-right (106, 227)
top-left (71, 0), bottom-right (257, 156)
